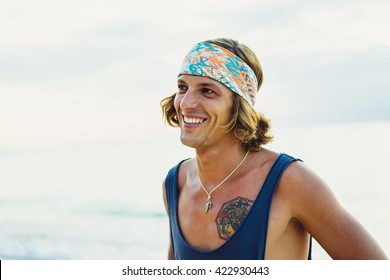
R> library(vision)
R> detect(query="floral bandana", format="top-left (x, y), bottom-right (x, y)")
top-left (178, 42), bottom-right (258, 106)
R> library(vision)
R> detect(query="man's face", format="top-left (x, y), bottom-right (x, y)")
top-left (174, 75), bottom-right (234, 149)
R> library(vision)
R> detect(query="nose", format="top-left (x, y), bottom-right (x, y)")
top-left (179, 89), bottom-right (198, 110)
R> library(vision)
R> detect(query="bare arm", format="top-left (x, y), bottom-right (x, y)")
top-left (283, 161), bottom-right (387, 259)
top-left (162, 179), bottom-right (174, 260)
top-left (167, 242), bottom-right (174, 260)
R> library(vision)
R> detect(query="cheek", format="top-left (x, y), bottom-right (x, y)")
top-left (222, 101), bottom-right (234, 119)
top-left (173, 94), bottom-right (181, 111)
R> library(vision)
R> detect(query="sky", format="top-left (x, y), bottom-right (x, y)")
top-left (0, 0), bottom-right (389, 150)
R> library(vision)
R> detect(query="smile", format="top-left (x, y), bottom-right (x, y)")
top-left (183, 115), bottom-right (206, 124)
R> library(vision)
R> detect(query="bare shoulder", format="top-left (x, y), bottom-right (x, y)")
top-left (176, 158), bottom-right (195, 192)
top-left (279, 158), bottom-right (327, 192)
top-left (277, 157), bottom-right (387, 259)
top-left (244, 149), bottom-right (333, 212)
top-left (162, 158), bottom-right (194, 213)
top-left (277, 158), bottom-right (341, 219)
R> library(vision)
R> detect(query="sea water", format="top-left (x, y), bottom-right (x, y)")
top-left (0, 121), bottom-right (389, 259)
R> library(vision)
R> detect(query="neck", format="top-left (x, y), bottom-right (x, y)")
top-left (196, 143), bottom-right (248, 189)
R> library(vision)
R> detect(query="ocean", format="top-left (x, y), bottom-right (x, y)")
top-left (1, 121), bottom-right (389, 259)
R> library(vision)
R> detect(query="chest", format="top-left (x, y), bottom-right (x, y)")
top-left (176, 173), bottom-right (289, 251)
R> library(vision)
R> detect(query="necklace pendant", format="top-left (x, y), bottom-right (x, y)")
top-left (205, 200), bottom-right (212, 213)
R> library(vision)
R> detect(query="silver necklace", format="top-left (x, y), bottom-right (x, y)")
top-left (197, 150), bottom-right (250, 213)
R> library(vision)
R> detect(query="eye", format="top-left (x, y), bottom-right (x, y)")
top-left (201, 88), bottom-right (215, 95)
top-left (177, 84), bottom-right (188, 94)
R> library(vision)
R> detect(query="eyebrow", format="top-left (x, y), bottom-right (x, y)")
top-left (177, 78), bottom-right (219, 88)
top-left (198, 82), bottom-right (218, 88)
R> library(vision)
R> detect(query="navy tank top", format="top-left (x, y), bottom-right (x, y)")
top-left (165, 153), bottom-right (312, 260)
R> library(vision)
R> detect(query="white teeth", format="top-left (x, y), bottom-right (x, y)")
top-left (184, 116), bottom-right (204, 124)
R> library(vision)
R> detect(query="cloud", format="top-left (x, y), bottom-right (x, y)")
top-left (241, 0), bottom-right (390, 57)
top-left (1, 0), bottom-right (389, 149)
top-left (0, 0), bottom-right (271, 52)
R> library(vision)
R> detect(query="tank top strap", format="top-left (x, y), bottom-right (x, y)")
top-left (165, 159), bottom-right (189, 259)
top-left (165, 162), bottom-right (179, 219)
top-left (256, 153), bottom-right (301, 258)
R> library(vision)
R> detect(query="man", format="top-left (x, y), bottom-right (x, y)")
top-left (160, 38), bottom-right (387, 260)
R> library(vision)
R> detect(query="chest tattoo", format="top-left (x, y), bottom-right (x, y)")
top-left (215, 196), bottom-right (254, 240)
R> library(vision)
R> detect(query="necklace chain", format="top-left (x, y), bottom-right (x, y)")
top-left (197, 150), bottom-right (250, 213)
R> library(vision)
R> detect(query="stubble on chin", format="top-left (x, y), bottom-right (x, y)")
top-left (179, 131), bottom-right (208, 149)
